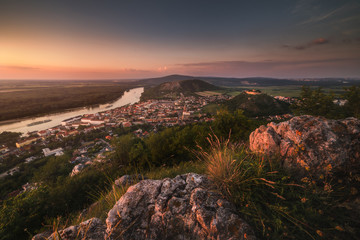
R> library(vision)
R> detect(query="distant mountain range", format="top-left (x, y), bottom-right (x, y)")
top-left (140, 79), bottom-right (221, 101)
top-left (130, 74), bottom-right (360, 87)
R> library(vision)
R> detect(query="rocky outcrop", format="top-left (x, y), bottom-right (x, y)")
top-left (38, 174), bottom-right (255, 240)
top-left (106, 173), bottom-right (255, 240)
top-left (249, 115), bottom-right (360, 175)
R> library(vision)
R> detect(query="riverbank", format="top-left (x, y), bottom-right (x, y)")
top-left (0, 87), bottom-right (144, 133)
top-left (0, 82), bottom-right (134, 122)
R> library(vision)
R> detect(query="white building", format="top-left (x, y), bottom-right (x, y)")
top-left (42, 147), bottom-right (64, 157)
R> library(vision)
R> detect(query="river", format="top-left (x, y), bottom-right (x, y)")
top-left (0, 87), bottom-right (144, 134)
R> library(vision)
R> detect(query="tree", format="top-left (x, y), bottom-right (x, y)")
top-left (293, 86), bottom-right (344, 119)
top-left (212, 109), bottom-right (254, 142)
top-left (111, 134), bottom-right (136, 167)
top-left (0, 131), bottom-right (21, 147)
top-left (129, 140), bottom-right (151, 170)
top-left (32, 154), bottom-right (72, 185)
top-left (343, 86), bottom-right (360, 118)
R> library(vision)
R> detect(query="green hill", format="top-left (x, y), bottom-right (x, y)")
top-left (225, 92), bottom-right (291, 117)
top-left (140, 79), bottom-right (221, 101)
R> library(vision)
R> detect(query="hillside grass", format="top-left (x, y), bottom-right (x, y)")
top-left (64, 161), bottom-right (206, 226)
top-left (58, 133), bottom-right (359, 240)
top-left (17, 139), bottom-right (359, 240)
top-left (194, 134), bottom-right (360, 239)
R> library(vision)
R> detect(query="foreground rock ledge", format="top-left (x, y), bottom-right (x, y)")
top-left (249, 115), bottom-right (360, 175)
top-left (106, 173), bottom-right (255, 240)
top-left (35, 173), bottom-right (256, 240)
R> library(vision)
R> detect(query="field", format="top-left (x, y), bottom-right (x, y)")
top-left (195, 91), bottom-right (223, 96)
top-left (208, 85), bottom-right (349, 97)
top-left (0, 80), bottom-right (132, 122)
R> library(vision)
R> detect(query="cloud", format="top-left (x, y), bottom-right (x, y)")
top-left (300, 5), bottom-right (346, 25)
top-left (0, 65), bottom-right (159, 80)
top-left (178, 58), bottom-right (357, 68)
top-left (173, 57), bottom-right (360, 78)
top-left (283, 38), bottom-right (329, 50)
top-left (340, 15), bottom-right (360, 23)
top-left (292, 0), bottom-right (318, 15)
top-left (0, 65), bottom-right (40, 70)
top-left (312, 38), bottom-right (328, 45)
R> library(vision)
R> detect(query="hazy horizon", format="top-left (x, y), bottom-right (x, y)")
top-left (1, 0), bottom-right (360, 80)
top-left (1, 74), bottom-right (360, 82)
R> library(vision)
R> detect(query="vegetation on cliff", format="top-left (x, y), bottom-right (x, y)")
top-left (195, 133), bottom-right (359, 239)
top-left (224, 92), bottom-right (291, 117)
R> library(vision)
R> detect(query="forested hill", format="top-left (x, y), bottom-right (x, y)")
top-left (140, 79), bottom-right (221, 101)
top-left (225, 92), bottom-right (291, 117)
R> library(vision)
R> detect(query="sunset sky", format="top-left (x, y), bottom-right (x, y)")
top-left (1, 0), bottom-right (360, 80)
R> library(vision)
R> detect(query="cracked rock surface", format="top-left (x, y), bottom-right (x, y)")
top-left (106, 173), bottom-right (255, 240)
top-left (250, 115), bottom-right (360, 175)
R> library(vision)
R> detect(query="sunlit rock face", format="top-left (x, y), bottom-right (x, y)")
top-left (250, 115), bottom-right (360, 175)
top-left (106, 173), bottom-right (256, 240)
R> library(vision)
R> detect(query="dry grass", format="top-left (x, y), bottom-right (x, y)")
top-left (193, 133), bottom-right (274, 197)
top-left (192, 133), bottom-right (360, 239)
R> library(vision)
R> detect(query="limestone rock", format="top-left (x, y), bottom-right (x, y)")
top-left (106, 173), bottom-right (255, 240)
top-left (249, 115), bottom-right (360, 175)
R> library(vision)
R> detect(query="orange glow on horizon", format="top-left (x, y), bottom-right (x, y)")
top-left (0, 65), bottom-right (160, 80)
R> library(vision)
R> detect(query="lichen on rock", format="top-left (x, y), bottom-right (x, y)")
top-left (249, 115), bottom-right (360, 175)
top-left (106, 173), bottom-right (256, 240)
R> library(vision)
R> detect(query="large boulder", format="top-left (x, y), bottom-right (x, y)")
top-left (249, 115), bottom-right (360, 175)
top-left (106, 173), bottom-right (255, 240)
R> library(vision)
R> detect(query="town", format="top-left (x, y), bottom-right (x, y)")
top-left (0, 93), bottom-right (232, 178)
top-left (0, 90), bottom-right (299, 183)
